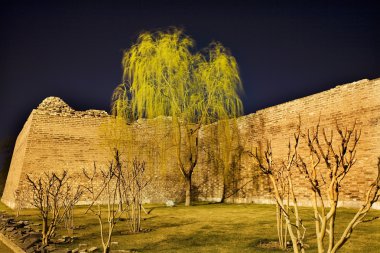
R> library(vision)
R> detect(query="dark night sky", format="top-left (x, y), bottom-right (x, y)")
top-left (0, 0), bottom-right (379, 141)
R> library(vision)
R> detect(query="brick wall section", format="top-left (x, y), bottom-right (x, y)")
top-left (2, 78), bottom-right (379, 209)
top-left (220, 78), bottom-right (380, 208)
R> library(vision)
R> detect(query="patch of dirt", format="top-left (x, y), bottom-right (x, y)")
top-left (256, 239), bottom-right (282, 249)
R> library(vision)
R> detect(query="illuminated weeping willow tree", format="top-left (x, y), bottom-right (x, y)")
top-left (112, 28), bottom-right (243, 206)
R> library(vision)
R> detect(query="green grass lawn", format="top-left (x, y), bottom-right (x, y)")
top-left (1, 202), bottom-right (380, 252)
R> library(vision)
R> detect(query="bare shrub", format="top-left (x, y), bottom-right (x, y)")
top-left (121, 157), bottom-right (150, 233)
top-left (25, 171), bottom-right (82, 246)
top-left (62, 184), bottom-right (79, 236)
top-left (83, 151), bottom-right (150, 253)
top-left (14, 188), bottom-right (27, 217)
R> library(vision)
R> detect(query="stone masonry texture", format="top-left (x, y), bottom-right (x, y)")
top-left (2, 78), bottom-right (380, 209)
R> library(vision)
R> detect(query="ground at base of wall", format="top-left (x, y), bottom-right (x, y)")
top-left (0, 236), bottom-right (15, 253)
top-left (0, 211), bottom-right (43, 252)
top-left (1, 202), bottom-right (380, 252)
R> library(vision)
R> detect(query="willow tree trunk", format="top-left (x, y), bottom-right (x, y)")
top-left (220, 176), bottom-right (228, 203)
top-left (176, 122), bottom-right (199, 207)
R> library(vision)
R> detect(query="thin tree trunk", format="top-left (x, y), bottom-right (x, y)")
top-left (42, 218), bottom-right (49, 245)
top-left (185, 175), bottom-right (192, 206)
top-left (276, 204), bottom-right (284, 249)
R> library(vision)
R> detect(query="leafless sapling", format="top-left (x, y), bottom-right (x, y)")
top-left (249, 129), bottom-right (306, 253)
top-left (83, 155), bottom-right (126, 253)
top-left (298, 122), bottom-right (380, 253)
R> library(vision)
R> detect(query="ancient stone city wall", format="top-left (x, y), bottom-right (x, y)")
top-left (2, 78), bottom-right (379, 209)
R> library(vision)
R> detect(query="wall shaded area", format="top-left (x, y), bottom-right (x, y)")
top-left (2, 78), bottom-right (379, 209)
top-left (0, 137), bottom-right (16, 196)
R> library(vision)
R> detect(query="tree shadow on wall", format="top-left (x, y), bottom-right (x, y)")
top-left (190, 173), bottom-right (210, 202)
top-left (203, 142), bottom-right (256, 202)
top-left (223, 145), bottom-right (262, 202)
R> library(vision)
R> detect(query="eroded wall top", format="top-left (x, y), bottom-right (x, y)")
top-left (35, 96), bottom-right (108, 118)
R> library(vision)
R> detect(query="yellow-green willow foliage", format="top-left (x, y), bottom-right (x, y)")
top-left (193, 42), bottom-right (243, 123)
top-left (113, 29), bottom-right (243, 123)
top-left (112, 28), bottom-right (244, 205)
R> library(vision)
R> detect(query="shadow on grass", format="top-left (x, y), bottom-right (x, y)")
top-left (149, 220), bottom-right (196, 230)
top-left (139, 231), bottom-right (229, 251)
top-left (138, 231), bottom-right (286, 252)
